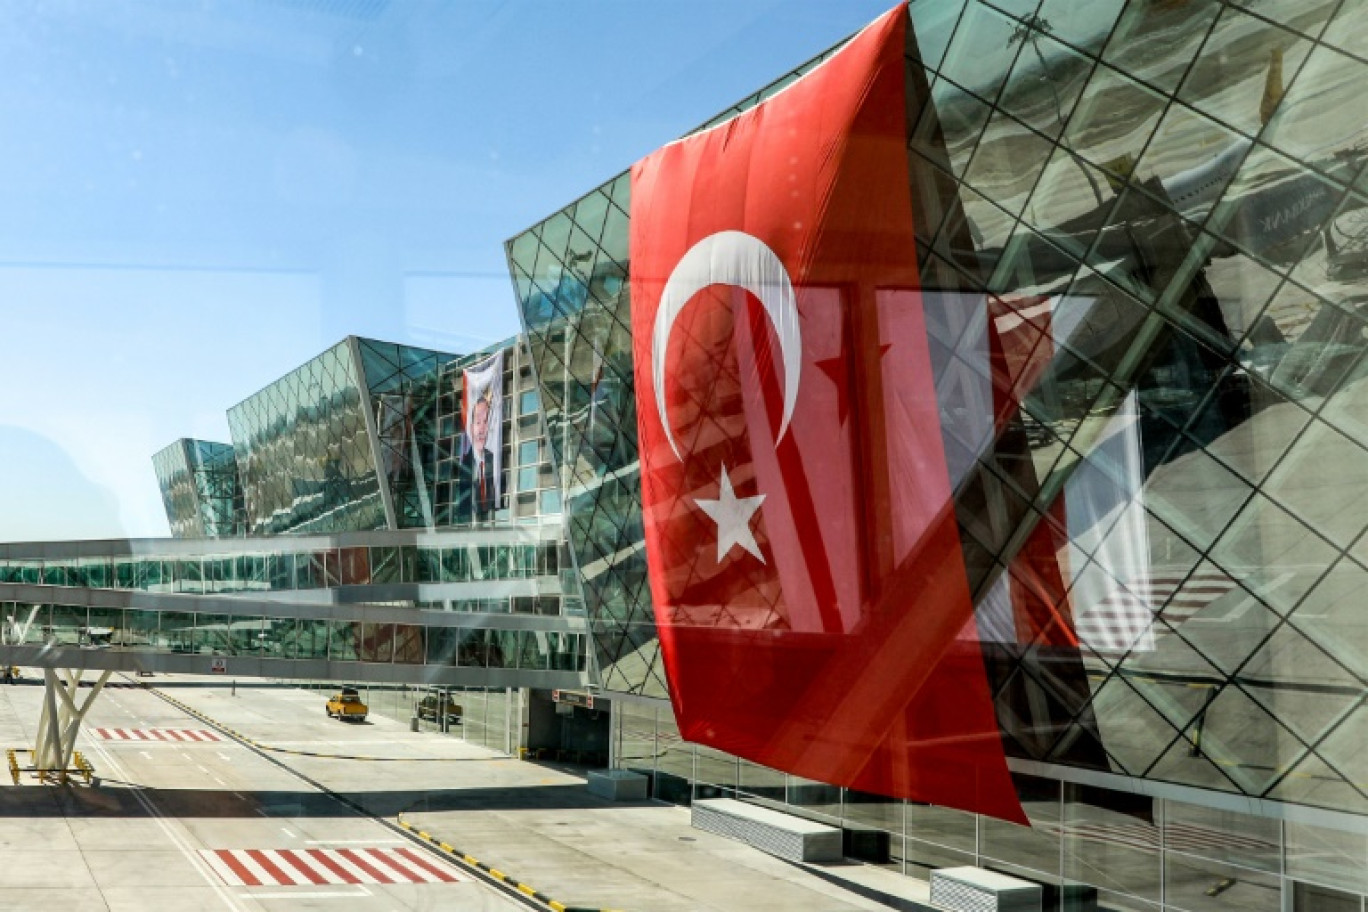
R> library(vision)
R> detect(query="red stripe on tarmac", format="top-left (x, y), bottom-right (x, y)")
top-left (182, 730), bottom-right (203, 742)
top-left (309, 850), bottom-right (361, 884)
top-left (151, 730), bottom-right (168, 741)
top-left (338, 848), bottom-right (395, 884)
top-left (201, 731), bottom-right (220, 742)
top-left (166, 730), bottom-right (184, 741)
top-left (95, 729), bottom-right (108, 739)
top-left (395, 847), bottom-right (461, 882)
top-left (368, 849), bottom-right (430, 882)
top-left (114, 729), bottom-right (129, 740)
top-left (277, 849), bottom-right (328, 885)
top-left (133, 730), bottom-right (150, 740)
top-left (219, 851), bottom-right (262, 887)
top-left (245, 849), bottom-right (294, 886)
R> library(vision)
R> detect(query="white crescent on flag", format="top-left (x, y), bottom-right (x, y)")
top-left (651, 230), bottom-right (802, 462)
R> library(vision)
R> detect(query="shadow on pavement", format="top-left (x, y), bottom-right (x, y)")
top-left (0, 782), bottom-right (654, 819)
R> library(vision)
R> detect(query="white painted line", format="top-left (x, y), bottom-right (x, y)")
top-left (320, 848), bottom-right (381, 885)
top-left (234, 850), bottom-right (276, 886)
top-left (377, 849), bottom-right (439, 883)
top-left (291, 848), bottom-right (350, 885)
top-left (201, 850), bottom-right (244, 888)
top-left (281, 828), bottom-right (296, 839)
top-left (267, 849), bottom-right (316, 887)
top-left (91, 745), bottom-right (250, 912)
top-left (237, 891), bottom-right (369, 899)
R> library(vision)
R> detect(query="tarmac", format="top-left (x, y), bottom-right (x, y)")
top-left (0, 672), bottom-right (930, 912)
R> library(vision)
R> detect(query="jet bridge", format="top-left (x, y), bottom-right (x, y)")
top-left (0, 529), bottom-right (595, 769)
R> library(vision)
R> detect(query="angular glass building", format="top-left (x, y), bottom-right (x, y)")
top-left (151, 438), bottom-right (245, 539)
top-left (505, 3), bottom-right (1368, 910)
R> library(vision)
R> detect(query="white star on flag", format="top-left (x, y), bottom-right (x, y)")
top-left (695, 464), bottom-right (767, 564)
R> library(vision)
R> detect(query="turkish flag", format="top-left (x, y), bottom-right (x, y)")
top-left (629, 6), bottom-right (1025, 823)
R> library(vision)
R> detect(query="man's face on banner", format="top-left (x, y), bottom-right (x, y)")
top-left (471, 399), bottom-right (490, 455)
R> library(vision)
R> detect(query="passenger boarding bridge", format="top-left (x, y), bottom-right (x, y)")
top-left (0, 529), bottom-right (593, 775)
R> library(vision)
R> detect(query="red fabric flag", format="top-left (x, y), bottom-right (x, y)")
top-left (629, 6), bottom-right (1025, 823)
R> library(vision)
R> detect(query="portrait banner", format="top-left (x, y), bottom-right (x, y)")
top-left (458, 349), bottom-right (504, 521)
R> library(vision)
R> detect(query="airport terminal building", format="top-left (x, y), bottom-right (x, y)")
top-left (6, 2), bottom-right (1368, 910)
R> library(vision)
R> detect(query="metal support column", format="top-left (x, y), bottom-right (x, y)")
top-left (33, 668), bottom-right (111, 779)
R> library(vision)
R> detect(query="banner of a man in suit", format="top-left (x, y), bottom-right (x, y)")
top-left (458, 350), bottom-right (504, 522)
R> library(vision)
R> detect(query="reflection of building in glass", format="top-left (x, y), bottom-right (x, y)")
top-left (506, 3), bottom-right (1368, 909)
top-left (220, 336), bottom-right (559, 537)
top-left (147, 334), bottom-right (571, 615)
top-left (227, 338), bottom-right (391, 536)
top-left (152, 439), bottom-right (245, 538)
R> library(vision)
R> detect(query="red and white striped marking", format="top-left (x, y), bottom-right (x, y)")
top-left (93, 728), bottom-right (221, 743)
top-left (1076, 572), bottom-right (1241, 652)
top-left (201, 847), bottom-right (465, 886)
top-left (1041, 820), bottom-right (1278, 857)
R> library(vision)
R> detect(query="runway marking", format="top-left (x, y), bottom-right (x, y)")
top-left (236, 891), bottom-right (368, 899)
top-left (93, 745), bottom-right (252, 912)
top-left (202, 848), bottom-right (464, 887)
top-left (1040, 819), bottom-right (1280, 856)
top-left (94, 728), bottom-right (221, 742)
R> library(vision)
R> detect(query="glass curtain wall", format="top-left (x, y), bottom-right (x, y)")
top-left (507, 171), bottom-right (660, 696)
top-left (523, 1), bottom-right (1368, 908)
top-left (429, 339), bottom-right (563, 528)
top-left (355, 337), bottom-right (458, 531)
top-left (905, 0), bottom-right (1368, 833)
top-left (2, 600), bottom-right (587, 673)
top-left (618, 704), bottom-right (1368, 912)
top-left (227, 338), bottom-right (387, 535)
top-left (152, 439), bottom-right (244, 538)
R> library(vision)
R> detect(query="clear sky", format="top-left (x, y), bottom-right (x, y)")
top-left (0, 0), bottom-right (896, 541)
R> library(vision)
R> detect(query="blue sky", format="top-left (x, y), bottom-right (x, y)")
top-left (0, 0), bottom-right (896, 540)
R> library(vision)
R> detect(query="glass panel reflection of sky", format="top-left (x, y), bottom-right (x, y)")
top-left (0, 0), bottom-right (892, 541)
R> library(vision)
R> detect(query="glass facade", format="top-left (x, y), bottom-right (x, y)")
top-left (227, 338), bottom-right (390, 535)
top-left (907, 0), bottom-right (1368, 823)
top-left (0, 539), bottom-right (561, 597)
top-left (429, 339), bottom-right (564, 529)
top-left (0, 599), bottom-right (586, 674)
top-left (512, 2), bottom-right (1368, 908)
top-left (355, 337), bottom-right (459, 530)
top-left (151, 439), bottom-right (244, 538)
top-left (218, 335), bottom-right (558, 538)
top-left (507, 172), bottom-right (659, 696)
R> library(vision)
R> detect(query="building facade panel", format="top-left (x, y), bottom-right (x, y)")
top-left (511, 1), bottom-right (1368, 905)
top-left (227, 339), bottom-right (388, 535)
top-left (356, 337), bottom-right (459, 530)
top-left (430, 339), bottom-right (565, 532)
top-left (152, 439), bottom-right (244, 539)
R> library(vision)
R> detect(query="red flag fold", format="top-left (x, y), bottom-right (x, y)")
top-left (629, 5), bottom-right (1025, 824)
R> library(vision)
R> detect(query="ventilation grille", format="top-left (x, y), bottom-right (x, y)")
top-left (691, 800), bottom-right (840, 863)
top-left (930, 868), bottom-right (1043, 912)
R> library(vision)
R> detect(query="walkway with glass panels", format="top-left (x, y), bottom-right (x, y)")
top-left (0, 529), bottom-right (590, 691)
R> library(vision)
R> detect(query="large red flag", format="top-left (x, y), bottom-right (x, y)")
top-left (629, 6), bottom-right (1025, 823)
